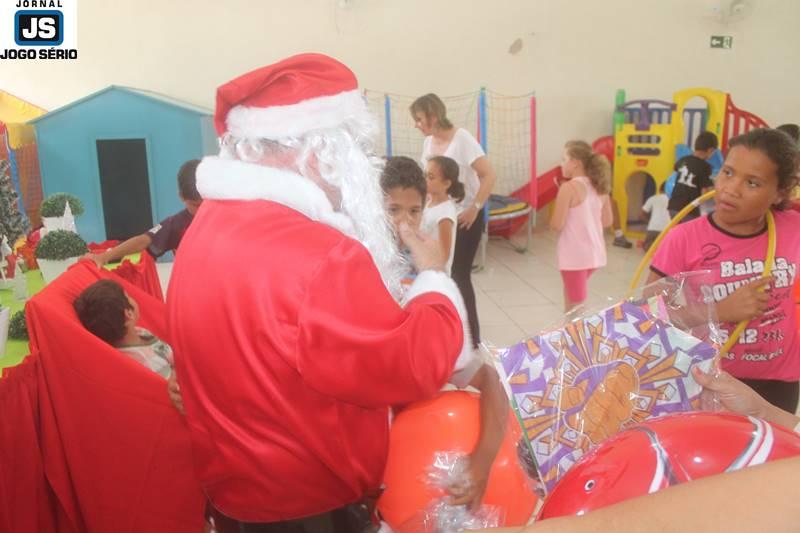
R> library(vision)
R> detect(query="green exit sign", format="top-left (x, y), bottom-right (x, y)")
top-left (710, 35), bottom-right (733, 49)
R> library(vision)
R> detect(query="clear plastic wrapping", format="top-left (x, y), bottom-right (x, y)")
top-left (514, 437), bottom-right (546, 499)
top-left (396, 452), bottom-right (503, 532)
top-left (495, 272), bottom-right (721, 494)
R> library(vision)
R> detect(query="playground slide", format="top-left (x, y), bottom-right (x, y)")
top-left (723, 94), bottom-right (768, 150)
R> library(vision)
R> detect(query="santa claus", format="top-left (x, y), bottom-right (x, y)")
top-left (167, 54), bottom-right (473, 529)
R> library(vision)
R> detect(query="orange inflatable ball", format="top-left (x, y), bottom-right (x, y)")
top-left (378, 390), bottom-right (538, 529)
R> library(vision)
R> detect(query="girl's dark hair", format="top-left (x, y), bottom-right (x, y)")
top-left (178, 159), bottom-right (201, 201)
top-left (429, 156), bottom-right (465, 202)
top-left (565, 140), bottom-right (611, 194)
top-left (73, 279), bottom-right (133, 345)
top-left (728, 128), bottom-right (800, 210)
top-left (409, 94), bottom-right (454, 130)
top-left (381, 156), bottom-right (426, 200)
top-left (776, 124), bottom-right (800, 144)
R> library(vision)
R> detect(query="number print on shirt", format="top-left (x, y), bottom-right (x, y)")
top-left (763, 330), bottom-right (785, 343)
top-left (676, 165), bottom-right (696, 188)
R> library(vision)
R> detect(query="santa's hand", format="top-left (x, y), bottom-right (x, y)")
top-left (398, 222), bottom-right (445, 272)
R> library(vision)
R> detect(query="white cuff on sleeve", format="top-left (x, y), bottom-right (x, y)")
top-left (401, 269), bottom-right (478, 387)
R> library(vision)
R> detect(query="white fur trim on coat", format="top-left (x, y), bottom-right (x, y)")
top-left (401, 270), bottom-right (479, 388)
top-left (225, 90), bottom-right (371, 139)
top-left (196, 156), bottom-right (357, 238)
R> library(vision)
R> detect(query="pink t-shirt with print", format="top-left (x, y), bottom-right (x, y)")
top-left (651, 210), bottom-right (800, 381)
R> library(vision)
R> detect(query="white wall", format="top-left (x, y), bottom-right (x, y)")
top-left (4, 0), bottom-right (799, 170)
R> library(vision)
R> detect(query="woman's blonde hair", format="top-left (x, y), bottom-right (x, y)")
top-left (409, 93), bottom-right (454, 130)
top-left (565, 140), bottom-right (611, 194)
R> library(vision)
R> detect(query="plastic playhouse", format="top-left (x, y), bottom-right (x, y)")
top-left (611, 87), bottom-right (768, 239)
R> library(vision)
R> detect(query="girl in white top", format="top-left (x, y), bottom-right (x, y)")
top-left (422, 156), bottom-right (465, 276)
top-left (411, 94), bottom-right (497, 347)
top-left (420, 129), bottom-right (486, 211)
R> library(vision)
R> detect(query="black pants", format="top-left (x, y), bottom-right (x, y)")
top-left (452, 210), bottom-right (485, 347)
top-left (740, 378), bottom-right (800, 414)
top-left (234, 502), bottom-right (375, 533)
top-left (643, 230), bottom-right (660, 252)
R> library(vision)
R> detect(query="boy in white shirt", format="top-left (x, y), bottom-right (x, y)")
top-left (641, 181), bottom-right (671, 252)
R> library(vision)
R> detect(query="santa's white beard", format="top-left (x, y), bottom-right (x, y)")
top-left (276, 116), bottom-right (406, 298)
top-left (309, 143), bottom-right (406, 299)
top-left (218, 123), bottom-right (406, 298)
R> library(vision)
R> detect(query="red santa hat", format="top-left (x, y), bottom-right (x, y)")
top-left (215, 53), bottom-right (371, 140)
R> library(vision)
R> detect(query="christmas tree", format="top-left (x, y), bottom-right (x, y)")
top-left (0, 159), bottom-right (30, 243)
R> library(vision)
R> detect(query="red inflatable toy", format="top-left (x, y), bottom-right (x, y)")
top-left (378, 391), bottom-right (538, 528)
top-left (539, 412), bottom-right (800, 519)
top-left (794, 279), bottom-right (799, 330)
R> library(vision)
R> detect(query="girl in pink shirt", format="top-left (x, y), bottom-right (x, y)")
top-left (649, 128), bottom-right (800, 412)
top-left (550, 140), bottom-right (613, 312)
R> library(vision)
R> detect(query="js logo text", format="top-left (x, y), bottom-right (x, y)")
top-left (15, 11), bottom-right (63, 45)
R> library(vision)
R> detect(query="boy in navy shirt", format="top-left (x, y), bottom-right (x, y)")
top-left (668, 132), bottom-right (718, 221)
top-left (87, 160), bottom-right (201, 266)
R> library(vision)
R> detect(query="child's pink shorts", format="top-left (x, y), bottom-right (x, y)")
top-left (560, 268), bottom-right (596, 304)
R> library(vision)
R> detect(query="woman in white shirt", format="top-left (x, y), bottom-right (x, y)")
top-left (411, 94), bottom-right (497, 348)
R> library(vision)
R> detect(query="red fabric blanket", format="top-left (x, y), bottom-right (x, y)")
top-left (0, 355), bottom-right (59, 532)
top-left (86, 240), bottom-right (121, 253)
top-left (112, 251), bottom-right (165, 302)
top-left (0, 260), bottom-right (204, 532)
top-left (85, 241), bottom-right (165, 301)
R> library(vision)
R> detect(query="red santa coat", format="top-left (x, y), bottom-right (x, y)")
top-left (167, 157), bottom-right (470, 522)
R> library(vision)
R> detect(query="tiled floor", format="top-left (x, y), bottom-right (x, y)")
top-left (158, 229), bottom-right (800, 420)
top-left (474, 225), bottom-right (644, 348)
